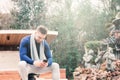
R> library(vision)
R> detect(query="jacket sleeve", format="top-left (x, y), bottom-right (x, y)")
top-left (44, 40), bottom-right (53, 66)
top-left (19, 37), bottom-right (34, 64)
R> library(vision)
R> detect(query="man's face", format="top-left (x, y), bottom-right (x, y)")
top-left (35, 31), bottom-right (47, 43)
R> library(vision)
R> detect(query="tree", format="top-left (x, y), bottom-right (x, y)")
top-left (99, 0), bottom-right (120, 20)
top-left (11, 0), bottom-right (46, 29)
top-left (45, 0), bottom-right (113, 78)
top-left (0, 13), bottom-right (14, 29)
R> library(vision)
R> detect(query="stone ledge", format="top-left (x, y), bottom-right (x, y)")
top-left (0, 78), bottom-right (67, 80)
top-left (0, 69), bottom-right (67, 80)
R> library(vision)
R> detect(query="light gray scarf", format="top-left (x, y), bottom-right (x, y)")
top-left (30, 34), bottom-right (46, 61)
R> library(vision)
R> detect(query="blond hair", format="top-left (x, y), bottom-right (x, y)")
top-left (36, 25), bottom-right (48, 34)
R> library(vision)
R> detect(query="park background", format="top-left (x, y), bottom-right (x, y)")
top-left (0, 0), bottom-right (120, 79)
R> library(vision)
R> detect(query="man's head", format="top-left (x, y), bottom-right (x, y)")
top-left (34, 25), bottom-right (48, 43)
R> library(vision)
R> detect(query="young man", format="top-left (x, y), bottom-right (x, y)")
top-left (18, 25), bottom-right (60, 80)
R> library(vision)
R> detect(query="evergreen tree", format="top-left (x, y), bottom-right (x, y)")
top-left (11, 0), bottom-right (46, 29)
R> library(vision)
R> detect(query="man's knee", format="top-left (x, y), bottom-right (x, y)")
top-left (18, 61), bottom-right (27, 68)
top-left (51, 63), bottom-right (60, 69)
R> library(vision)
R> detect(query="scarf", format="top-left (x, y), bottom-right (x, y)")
top-left (30, 33), bottom-right (46, 61)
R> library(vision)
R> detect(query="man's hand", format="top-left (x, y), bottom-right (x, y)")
top-left (40, 61), bottom-right (48, 68)
top-left (33, 60), bottom-right (48, 68)
top-left (33, 61), bottom-right (41, 67)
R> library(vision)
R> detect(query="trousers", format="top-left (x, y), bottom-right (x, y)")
top-left (18, 61), bottom-right (60, 80)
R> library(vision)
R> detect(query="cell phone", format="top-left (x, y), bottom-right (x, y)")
top-left (43, 59), bottom-right (48, 63)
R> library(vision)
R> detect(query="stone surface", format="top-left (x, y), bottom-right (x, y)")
top-left (0, 51), bottom-right (67, 80)
top-left (0, 69), bottom-right (67, 80)
top-left (0, 51), bottom-right (19, 71)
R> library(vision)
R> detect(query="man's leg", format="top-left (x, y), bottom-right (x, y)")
top-left (18, 61), bottom-right (60, 80)
top-left (50, 63), bottom-right (60, 80)
top-left (18, 61), bottom-right (28, 80)
top-left (28, 62), bottom-right (60, 80)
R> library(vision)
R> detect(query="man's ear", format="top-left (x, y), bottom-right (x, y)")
top-left (45, 36), bottom-right (47, 40)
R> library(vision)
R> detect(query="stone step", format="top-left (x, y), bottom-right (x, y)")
top-left (36, 78), bottom-right (68, 80)
top-left (0, 69), bottom-right (67, 80)
top-left (0, 51), bottom-right (67, 80)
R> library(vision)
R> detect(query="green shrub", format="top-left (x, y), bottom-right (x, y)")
top-left (84, 41), bottom-right (102, 52)
top-left (53, 48), bottom-right (81, 79)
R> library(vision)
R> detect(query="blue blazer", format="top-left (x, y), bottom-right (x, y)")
top-left (19, 35), bottom-right (52, 66)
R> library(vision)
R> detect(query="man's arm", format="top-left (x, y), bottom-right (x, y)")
top-left (44, 40), bottom-right (52, 66)
top-left (19, 37), bottom-right (34, 64)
